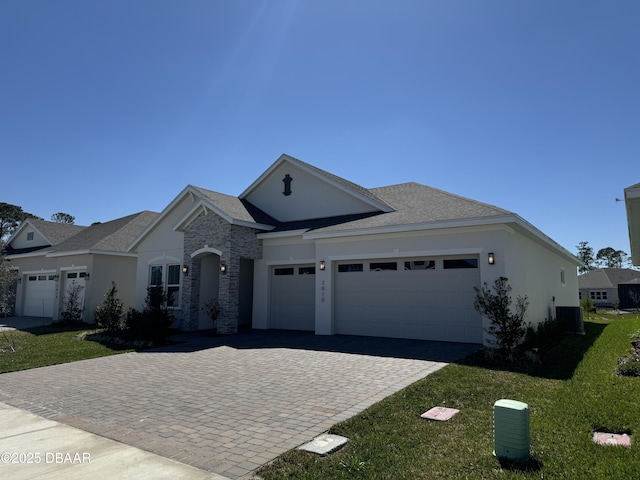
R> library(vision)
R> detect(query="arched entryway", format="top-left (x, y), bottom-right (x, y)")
top-left (190, 247), bottom-right (222, 330)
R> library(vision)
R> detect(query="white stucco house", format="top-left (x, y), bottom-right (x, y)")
top-left (5, 212), bottom-right (157, 321)
top-left (128, 154), bottom-right (580, 345)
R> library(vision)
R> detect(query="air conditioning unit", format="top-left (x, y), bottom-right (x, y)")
top-left (556, 306), bottom-right (585, 335)
top-left (493, 399), bottom-right (530, 461)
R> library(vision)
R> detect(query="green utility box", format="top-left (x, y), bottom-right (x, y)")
top-left (493, 399), bottom-right (530, 460)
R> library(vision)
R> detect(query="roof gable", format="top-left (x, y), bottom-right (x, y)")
top-left (239, 154), bottom-right (393, 222)
top-left (5, 219), bottom-right (86, 255)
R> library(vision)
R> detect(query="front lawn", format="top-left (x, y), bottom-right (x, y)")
top-left (258, 313), bottom-right (640, 479)
top-left (0, 325), bottom-right (133, 374)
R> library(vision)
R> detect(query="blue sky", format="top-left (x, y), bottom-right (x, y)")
top-left (1, 1), bottom-right (638, 258)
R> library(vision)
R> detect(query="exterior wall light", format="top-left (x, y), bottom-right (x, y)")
top-left (220, 263), bottom-right (227, 274)
top-left (488, 252), bottom-right (495, 265)
top-left (320, 260), bottom-right (326, 271)
top-left (182, 266), bottom-right (189, 275)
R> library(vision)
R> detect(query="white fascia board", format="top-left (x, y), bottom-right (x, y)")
top-left (232, 219), bottom-right (275, 231)
top-left (22, 268), bottom-right (57, 275)
top-left (128, 184), bottom-right (200, 252)
top-left (327, 248), bottom-right (484, 262)
top-left (5, 249), bottom-right (51, 260)
top-left (257, 229), bottom-right (309, 240)
top-left (302, 215), bottom-right (514, 240)
top-left (46, 250), bottom-right (137, 258)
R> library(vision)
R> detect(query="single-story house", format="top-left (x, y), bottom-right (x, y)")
top-left (625, 182), bottom-right (640, 266)
top-left (5, 212), bottom-right (157, 321)
top-left (128, 154), bottom-right (580, 345)
top-left (577, 268), bottom-right (640, 308)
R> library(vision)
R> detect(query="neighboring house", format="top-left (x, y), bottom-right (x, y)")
top-left (625, 182), bottom-right (640, 266)
top-left (5, 212), bottom-right (157, 321)
top-left (128, 154), bottom-right (580, 345)
top-left (577, 268), bottom-right (640, 308)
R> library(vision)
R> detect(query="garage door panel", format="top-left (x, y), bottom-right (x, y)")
top-left (270, 265), bottom-right (315, 331)
top-left (335, 257), bottom-right (483, 343)
top-left (24, 275), bottom-right (56, 317)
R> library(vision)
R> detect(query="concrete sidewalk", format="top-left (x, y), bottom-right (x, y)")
top-left (0, 402), bottom-right (229, 480)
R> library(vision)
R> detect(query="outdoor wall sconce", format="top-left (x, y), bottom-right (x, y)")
top-left (182, 266), bottom-right (189, 275)
top-left (488, 252), bottom-right (495, 265)
top-left (220, 263), bottom-right (227, 274)
top-left (320, 260), bottom-right (326, 271)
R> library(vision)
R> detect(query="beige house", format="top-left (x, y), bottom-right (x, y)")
top-left (5, 212), bottom-right (156, 321)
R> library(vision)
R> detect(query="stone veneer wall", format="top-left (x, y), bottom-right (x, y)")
top-left (181, 212), bottom-right (262, 332)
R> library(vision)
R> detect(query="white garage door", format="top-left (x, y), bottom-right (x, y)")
top-left (334, 256), bottom-right (483, 343)
top-left (23, 274), bottom-right (56, 317)
top-left (270, 265), bottom-right (315, 331)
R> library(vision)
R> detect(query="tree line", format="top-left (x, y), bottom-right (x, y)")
top-left (576, 241), bottom-right (633, 273)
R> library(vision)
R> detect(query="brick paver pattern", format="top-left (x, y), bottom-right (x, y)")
top-left (0, 330), bottom-right (478, 479)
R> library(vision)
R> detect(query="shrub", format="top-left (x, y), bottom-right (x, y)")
top-left (474, 276), bottom-right (529, 354)
top-left (581, 296), bottom-right (595, 317)
top-left (202, 299), bottom-right (221, 331)
top-left (60, 281), bottom-right (84, 325)
top-left (95, 282), bottom-right (125, 331)
top-left (524, 317), bottom-right (564, 351)
top-left (124, 285), bottom-right (173, 343)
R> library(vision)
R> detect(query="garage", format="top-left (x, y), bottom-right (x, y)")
top-left (269, 264), bottom-right (315, 330)
top-left (23, 273), bottom-right (57, 317)
top-left (334, 256), bottom-right (483, 343)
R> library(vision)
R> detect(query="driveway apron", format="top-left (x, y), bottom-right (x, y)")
top-left (0, 330), bottom-right (478, 479)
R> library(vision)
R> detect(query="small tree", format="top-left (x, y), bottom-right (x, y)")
top-left (60, 281), bottom-right (84, 324)
top-left (474, 277), bottom-right (529, 353)
top-left (95, 282), bottom-right (125, 331)
top-left (581, 295), bottom-right (595, 318)
top-left (202, 299), bottom-right (221, 332)
top-left (576, 241), bottom-right (595, 273)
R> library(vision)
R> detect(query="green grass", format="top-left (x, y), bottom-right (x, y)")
top-left (258, 313), bottom-right (640, 480)
top-left (0, 325), bottom-right (133, 374)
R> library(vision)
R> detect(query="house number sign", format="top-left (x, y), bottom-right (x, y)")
top-left (321, 280), bottom-right (325, 302)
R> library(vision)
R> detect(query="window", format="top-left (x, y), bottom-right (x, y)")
top-left (38, 275), bottom-right (47, 281)
top-left (443, 258), bottom-right (478, 269)
top-left (589, 291), bottom-right (608, 301)
top-left (149, 264), bottom-right (181, 308)
top-left (338, 263), bottom-right (363, 273)
top-left (274, 267), bottom-right (295, 276)
top-left (28, 276), bottom-right (36, 281)
top-left (370, 262), bottom-right (397, 271)
top-left (26, 232), bottom-right (34, 241)
top-left (67, 272), bottom-right (78, 279)
top-left (167, 265), bottom-right (180, 307)
top-left (404, 260), bottom-right (435, 270)
top-left (299, 267), bottom-right (316, 275)
top-left (560, 269), bottom-right (566, 285)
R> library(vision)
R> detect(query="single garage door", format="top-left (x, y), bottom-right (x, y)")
top-left (334, 256), bottom-right (483, 343)
top-left (270, 265), bottom-right (315, 331)
top-left (23, 274), bottom-right (56, 317)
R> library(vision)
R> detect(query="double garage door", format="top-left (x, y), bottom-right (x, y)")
top-left (269, 256), bottom-right (483, 343)
top-left (334, 257), bottom-right (482, 343)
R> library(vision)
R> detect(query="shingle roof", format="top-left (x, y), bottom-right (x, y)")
top-left (306, 182), bottom-right (512, 233)
top-left (191, 186), bottom-right (277, 225)
top-left (578, 268), bottom-right (640, 289)
top-left (49, 211), bottom-right (158, 253)
top-left (29, 219), bottom-right (87, 245)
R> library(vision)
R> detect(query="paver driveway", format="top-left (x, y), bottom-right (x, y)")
top-left (0, 330), bottom-right (478, 479)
